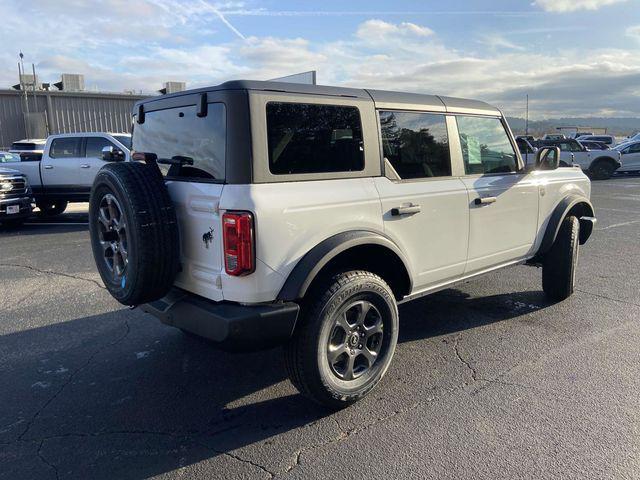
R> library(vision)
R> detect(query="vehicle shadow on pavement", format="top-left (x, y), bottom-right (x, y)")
top-left (0, 287), bottom-right (552, 478)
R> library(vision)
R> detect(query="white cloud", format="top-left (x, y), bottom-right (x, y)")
top-left (627, 25), bottom-right (640, 41)
top-left (355, 19), bottom-right (434, 43)
top-left (533, 0), bottom-right (627, 12)
top-left (1, 4), bottom-right (639, 119)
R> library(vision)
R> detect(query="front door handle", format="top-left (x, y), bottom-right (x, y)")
top-left (80, 164), bottom-right (91, 168)
top-left (43, 165), bottom-right (54, 170)
top-left (391, 204), bottom-right (421, 216)
top-left (474, 196), bottom-right (497, 206)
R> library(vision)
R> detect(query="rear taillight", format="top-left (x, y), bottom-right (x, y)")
top-left (222, 211), bottom-right (255, 276)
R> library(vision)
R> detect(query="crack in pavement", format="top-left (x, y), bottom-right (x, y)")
top-left (575, 288), bottom-right (640, 308)
top-left (0, 263), bottom-right (105, 290)
top-left (37, 439), bottom-right (59, 480)
top-left (453, 335), bottom-right (478, 383)
top-left (17, 320), bottom-right (130, 442)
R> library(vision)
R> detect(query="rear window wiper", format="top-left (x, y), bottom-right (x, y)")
top-left (157, 155), bottom-right (194, 166)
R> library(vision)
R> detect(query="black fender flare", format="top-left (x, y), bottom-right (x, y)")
top-left (537, 194), bottom-right (595, 256)
top-left (277, 230), bottom-right (413, 301)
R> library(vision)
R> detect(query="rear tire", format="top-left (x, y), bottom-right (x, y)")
top-left (284, 271), bottom-right (399, 409)
top-left (89, 162), bottom-right (179, 306)
top-left (37, 200), bottom-right (68, 216)
top-left (542, 216), bottom-right (579, 301)
top-left (588, 159), bottom-right (616, 180)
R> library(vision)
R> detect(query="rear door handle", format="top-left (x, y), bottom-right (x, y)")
top-left (391, 204), bottom-right (421, 216)
top-left (43, 165), bottom-right (53, 170)
top-left (474, 196), bottom-right (497, 206)
top-left (80, 164), bottom-right (91, 168)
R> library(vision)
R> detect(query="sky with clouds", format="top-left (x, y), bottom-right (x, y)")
top-left (1, 0), bottom-right (639, 119)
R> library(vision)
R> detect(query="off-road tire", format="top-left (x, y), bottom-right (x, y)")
top-left (588, 159), bottom-right (616, 180)
top-left (89, 162), bottom-right (179, 306)
top-left (284, 271), bottom-right (399, 409)
top-left (37, 200), bottom-right (68, 216)
top-left (542, 216), bottom-right (579, 301)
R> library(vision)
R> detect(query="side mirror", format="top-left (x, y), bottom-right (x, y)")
top-left (102, 145), bottom-right (125, 162)
top-left (535, 146), bottom-right (560, 170)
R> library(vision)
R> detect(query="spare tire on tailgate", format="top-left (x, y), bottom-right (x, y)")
top-left (89, 162), bottom-right (180, 306)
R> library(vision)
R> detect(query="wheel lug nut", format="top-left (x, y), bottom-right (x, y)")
top-left (358, 344), bottom-right (362, 349)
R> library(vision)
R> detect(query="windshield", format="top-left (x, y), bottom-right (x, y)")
top-left (113, 135), bottom-right (132, 150)
top-left (0, 152), bottom-right (21, 163)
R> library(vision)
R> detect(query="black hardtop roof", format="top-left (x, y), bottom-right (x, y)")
top-left (136, 79), bottom-right (500, 115)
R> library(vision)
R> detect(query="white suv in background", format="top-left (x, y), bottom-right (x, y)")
top-left (88, 80), bottom-right (596, 408)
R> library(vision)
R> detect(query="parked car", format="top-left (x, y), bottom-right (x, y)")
top-left (9, 132), bottom-right (130, 216)
top-left (0, 166), bottom-right (33, 227)
top-left (516, 136), bottom-right (538, 166)
top-left (9, 138), bottom-right (46, 162)
top-left (539, 138), bottom-right (621, 179)
top-left (614, 141), bottom-right (640, 173)
top-left (88, 80), bottom-right (596, 408)
top-left (576, 134), bottom-right (616, 146)
top-left (542, 134), bottom-right (566, 141)
top-left (579, 140), bottom-right (610, 151)
top-left (570, 132), bottom-right (593, 139)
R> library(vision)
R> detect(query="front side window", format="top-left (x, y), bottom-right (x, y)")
top-left (86, 137), bottom-right (117, 158)
top-left (379, 111), bottom-right (451, 179)
top-left (50, 138), bottom-right (81, 159)
top-left (456, 116), bottom-right (518, 175)
top-left (133, 103), bottom-right (226, 181)
top-left (266, 102), bottom-right (364, 175)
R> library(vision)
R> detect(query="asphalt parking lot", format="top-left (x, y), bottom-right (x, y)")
top-left (1, 175), bottom-right (639, 480)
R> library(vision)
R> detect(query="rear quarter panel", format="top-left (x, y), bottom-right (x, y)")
top-left (219, 178), bottom-right (384, 303)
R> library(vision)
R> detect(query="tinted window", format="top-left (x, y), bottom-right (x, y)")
top-left (86, 137), bottom-right (117, 158)
top-left (50, 138), bottom-right (81, 159)
top-left (133, 103), bottom-right (226, 181)
top-left (625, 143), bottom-right (640, 153)
top-left (267, 102), bottom-right (364, 175)
top-left (456, 116), bottom-right (517, 175)
top-left (11, 142), bottom-right (44, 151)
top-left (113, 135), bottom-right (132, 149)
top-left (516, 137), bottom-right (534, 154)
top-left (379, 111), bottom-right (450, 179)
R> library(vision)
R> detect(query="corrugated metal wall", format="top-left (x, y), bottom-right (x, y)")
top-left (0, 90), bottom-right (148, 149)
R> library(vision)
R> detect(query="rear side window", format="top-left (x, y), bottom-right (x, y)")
top-left (379, 111), bottom-right (450, 179)
top-left (456, 116), bottom-right (517, 175)
top-left (266, 102), bottom-right (364, 175)
top-left (85, 137), bottom-right (118, 158)
top-left (133, 103), bottom-right (226, 181)
top-left (50, 138), bottom-right (81, 159)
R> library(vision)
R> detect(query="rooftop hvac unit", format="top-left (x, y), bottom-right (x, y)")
top-left (159, 81), bottom-right (186, 95)
top-left (12, 73), bottom-right (40, 90)
top-left (53, 74), bottom-right (85, 92)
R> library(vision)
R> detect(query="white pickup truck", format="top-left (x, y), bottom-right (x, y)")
top-left (538, 138), bottom-right (621, 180)
top-left (8, 132), bottom-right (130, 215)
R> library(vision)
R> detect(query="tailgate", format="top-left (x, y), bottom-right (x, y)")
top-left (166, 181), bottom-right (224, 301)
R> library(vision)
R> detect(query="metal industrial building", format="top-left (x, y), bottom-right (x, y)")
top-left (0, 88), bottom-right (148, 149)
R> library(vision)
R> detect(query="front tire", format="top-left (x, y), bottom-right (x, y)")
top-left (37, 200), bottom-right (68, 216)
top-left (285, 271), bottom-right (399, 409)
top-left (542, 216), bottom-right (579, 301)
top-left (589, 159), bottom-right (616, 180)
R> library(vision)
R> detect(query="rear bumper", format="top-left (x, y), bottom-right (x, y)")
top-left (141, 288), bottom-right (300, 352)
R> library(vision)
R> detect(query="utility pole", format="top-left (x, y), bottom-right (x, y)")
top-left (525, 94), bottom-right (529, 136)
top-left (18, 53), bottom-right (30, 139)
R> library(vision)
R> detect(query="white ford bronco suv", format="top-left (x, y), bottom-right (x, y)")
top-left (89, 81), bottom-right (596, 408)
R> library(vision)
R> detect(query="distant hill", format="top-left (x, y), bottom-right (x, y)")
top-left (507, 117), bottom-right (640, 138)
